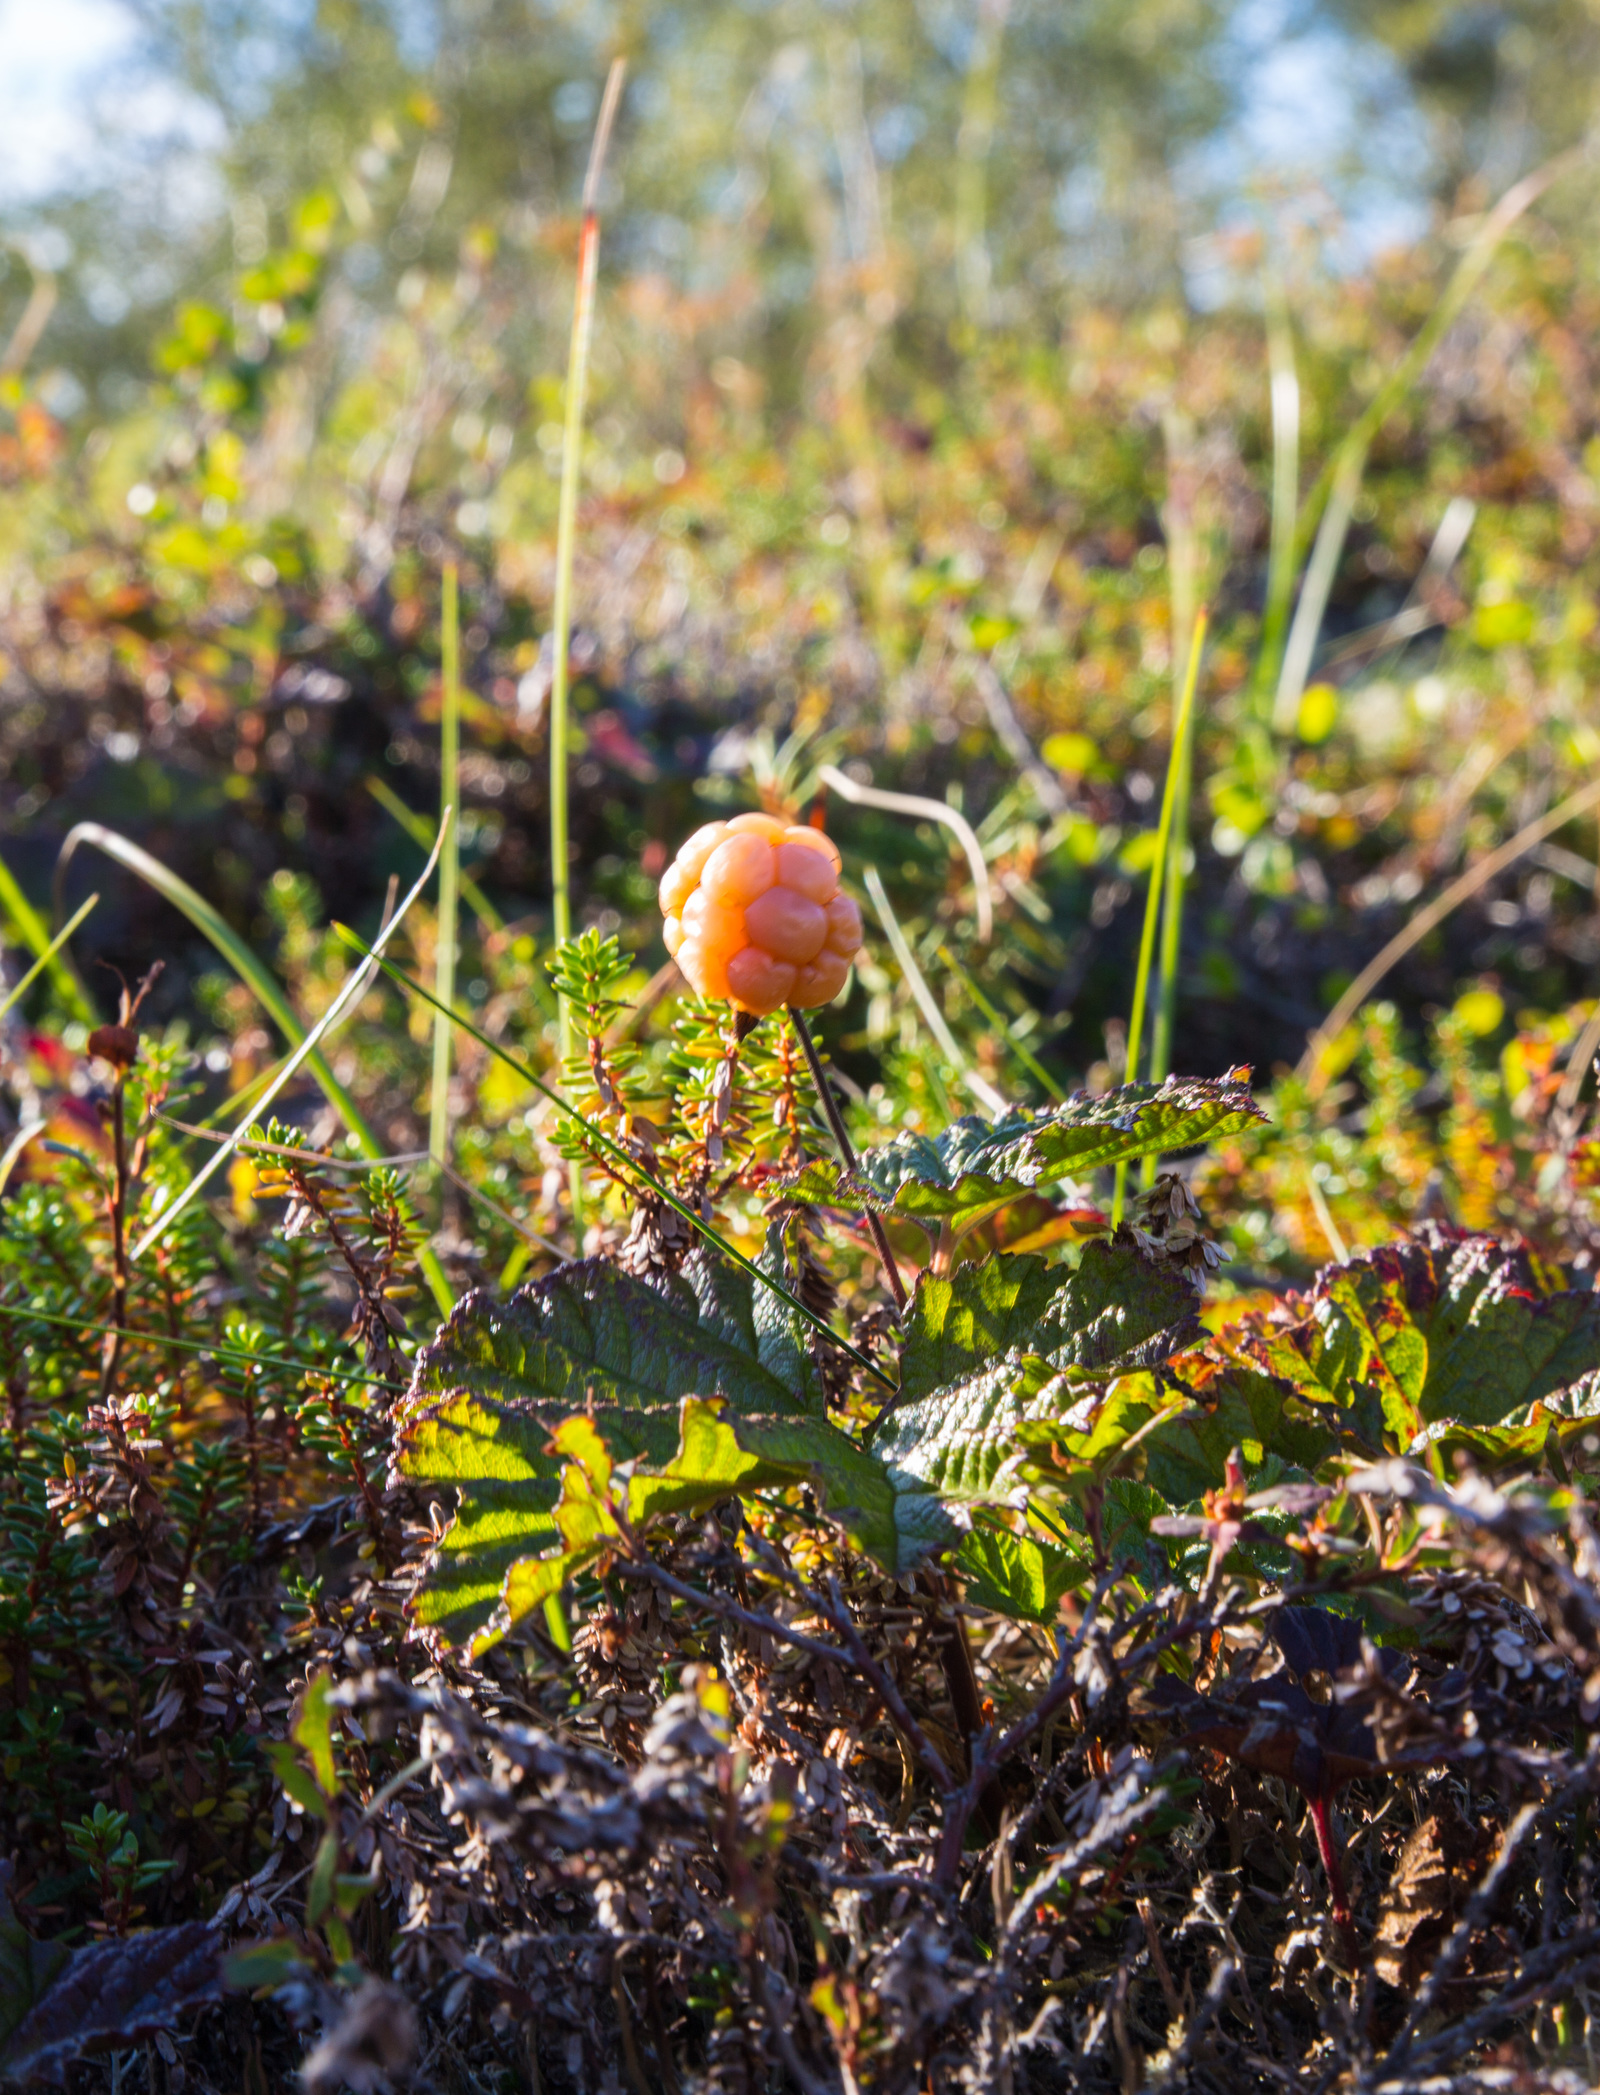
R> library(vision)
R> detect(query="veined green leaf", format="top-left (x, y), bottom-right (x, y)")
top-left (1222, 1227), bottom-right (1600, 1449)
top-left (877, 1352), bottom-right (1070, 1504)
top-left (784, 1074), bottom-right (1262, 1236)
top-left (1137, 1362), bottom-right (1336, 1506)
top-left (406, 1250), bottom-right (821, 1422)
top-left (404, 1392), bottom-right (958, 1653)
top-left (397, 1253), bottom-right (960, 1651)
top-left (957, 1525), bottom-right (1083, 1622)
top-left (1029, 1239), bottom-right (1201, 1372)
top-left (894, 1238), bottom-right (1201, 1405)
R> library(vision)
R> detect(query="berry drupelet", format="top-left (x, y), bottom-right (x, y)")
top-left (658, 813), bottom-right (863, 1015)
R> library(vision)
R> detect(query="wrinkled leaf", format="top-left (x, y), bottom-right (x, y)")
top-left (397, 1252), bottom-right (836, 1648)
top-left (1055, 1477), bottom-right (1176, 1581)
top-left (0, 1919), bottom-right (222, 2085)
top-left (1030, 1239), bottom-right (1202, 1372)
top-left (407, 1251), bottom-right (821, 1422)
top-left (876, 1353), bottom-right (1068, 1504)
top-left (896, 1240), bottom-right (1198, 1408)
top-left (784, 1074), bottom-right (1263, 1236)
top-left (1139, 1361), bottom-right (1337, 1506)
top-left (1225, 1227), bottom-right (1600, 1448)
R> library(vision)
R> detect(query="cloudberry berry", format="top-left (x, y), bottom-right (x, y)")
top-left (658, 813), bottom-right (863, 1015)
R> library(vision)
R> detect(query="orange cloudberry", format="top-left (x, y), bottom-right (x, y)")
top-left (658, 813), bottom-right (863, 1015)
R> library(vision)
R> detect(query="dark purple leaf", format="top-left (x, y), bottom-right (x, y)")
top-left (0, 1923), bottom-right (222, 2085)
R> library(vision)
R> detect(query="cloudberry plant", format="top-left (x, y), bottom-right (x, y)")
top-left (658, 813), bottom-right (863, 1014)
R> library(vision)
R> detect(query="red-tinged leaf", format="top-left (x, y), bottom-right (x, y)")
top-left (1214, 1225), bottom-right (1600, 1450)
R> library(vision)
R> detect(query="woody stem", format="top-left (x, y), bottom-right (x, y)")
top-left (787, 1006), bottom-right (907, 1312)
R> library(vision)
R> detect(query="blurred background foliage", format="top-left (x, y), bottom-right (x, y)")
top-left (4, 0), bottom-right (1600, 1110)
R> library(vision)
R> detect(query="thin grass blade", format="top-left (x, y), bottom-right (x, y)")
top-left (0, 851), bottom-right (92, 1020)
top-left (53, 819), bottom-right (454, 1314)
top-left (820, 765), bottom-right (994, 943)
top-left (936, 943), bottom-right (1065, 1101)
top-left (1143, 612), bottom-right (1209, 1187)
top-left (1272, 151), bottom-right (1576, 728)
top-left (863, 866), bottom-right (1007, 1117)
top-left (0, 1120), bottom-right (45, 1197)
top-left (133, 812), bottom-right (452, 1260)
top-left (430, 563), bottom-right (461, 1169)
top-left (1113, 608), bottom-right (1208, 1224)
top-left (0, 1298), bottom-right (406, 1394)
top-left (367, 777), bottom-right (503, 934)
top-left (1253, 268), bottom-right (1299, 715)
top-left (0, 892), bottom-right (97, 1024)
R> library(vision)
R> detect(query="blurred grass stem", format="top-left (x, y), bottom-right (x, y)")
top-left (1271, 151), bottom-right (1577, 730)
top-left (550, 56), bottom-right (626, 1232)
top-left (1114, 609), bottom-right (1208, 1225)
top-left (367, 776), bottom-right (503, 934)
top-left (1300, 771), bottom-right (1600, 1096)
top-left (430, 562), bottom-right (461, 1170)
top-left (133, 816), bottom-right (449, 1263)
top-left (1, 852), bottom-right (92, 1020)
top-left (55, 822), bottom-right (454, 1315)
top-left (863, 866), bottom-right (1007, 1117)
top-left (0, 892), bottom-right (97, 1024)
top-left (937, 943), bottom-right (1065, 1102)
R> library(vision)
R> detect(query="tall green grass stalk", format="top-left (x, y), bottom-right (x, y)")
top-left (863, 866), bottom-right (1007, 1117)
top-left (550, 56), bottom-right (626, 1232)
top-left (1253, 268), bottom-right (1299, 718)
top-left (1112, 608), bottom-right (1208, 1226)
top-left (429, 563), bottom-right (461, 1170)
top-left (1143, 612), bottom-right (1209, 1189)
top-left (937, 943), bottom-right (1065, 1102)
top-left (953, 0), bottom-right (1010, 328)
top-left (367, 776), bottom-right (503, 933)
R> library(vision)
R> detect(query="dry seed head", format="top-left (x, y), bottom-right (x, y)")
top-left (658, 812), bottom-right (862, 1015)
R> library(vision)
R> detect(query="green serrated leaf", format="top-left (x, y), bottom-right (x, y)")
top-left (957, 1525), bottom-right (1083, 1621)
top-left (1056, 1477), bottom-right (1176, 1580)
top-left (897, 1241), bottom-right (1198, 1410)
top-left (877, 1353), bottom-right (1067, 1502)
top-left (1031, 1239), bottom-right (1202, 1371)
top-left (896, 1255), bottom-right (1068, 1403)
top-left (472, 1401), bottom-right (957, 1654)
top-left (1224, 1227), bottom-right (1600, 1449)
top-left (784, 1075), bottom-right (1262, 1236)
top-left (1138, 1363), bottom-right (1335, 1506)
top-left (407, 1253), bottom-right (819, 1419)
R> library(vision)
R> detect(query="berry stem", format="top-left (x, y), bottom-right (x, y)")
top-left (787, 1005), bottom-right (907, 1312)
